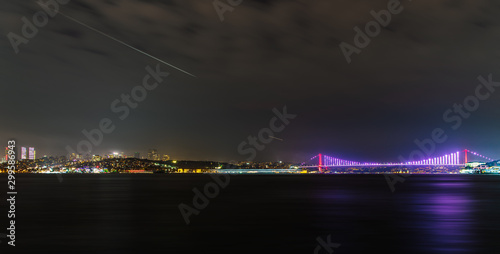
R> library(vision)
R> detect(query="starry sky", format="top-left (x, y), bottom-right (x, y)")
top-left (1, 0), bottom-right (500, 162)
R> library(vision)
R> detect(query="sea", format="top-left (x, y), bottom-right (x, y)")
top-left (2, 173), bottom-right (500, 253)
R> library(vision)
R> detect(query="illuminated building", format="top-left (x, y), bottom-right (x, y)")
top-left (148, 149), bottom-right (159, 160)
top-left (21, 147), bottom-right (27, 160)
top-left (92, 155), bottom-right (102, 161)
top-left (28, 147), bottom-right (36, 160)
top-left (466, 161), bottom-right (485, 168)
top-left (4, 147), bottom-right (8, 162)
top-left (134, 152), bottom-right (140, 159)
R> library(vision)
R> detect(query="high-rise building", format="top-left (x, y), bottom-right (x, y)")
top-left (4, 147), bottom-right (8, 162)
top-left (147, 149), bottom-right (159, 160)
top-left (92, 155), bottom-right (102, 162)
top-left (134, 152), bottom-right (140, 159)
top-left (28, 147), bottom-right (35, 160)
top-left (84, 154), bottom-right (92, 161)
top-left (21, 147), bottom-right (27, 160)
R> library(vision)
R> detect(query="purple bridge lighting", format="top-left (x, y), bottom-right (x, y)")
top-left (301, 149), bottom-right (494, 170)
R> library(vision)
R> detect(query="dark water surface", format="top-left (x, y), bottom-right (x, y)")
top-left (2, 174), bottom-right (500, 253)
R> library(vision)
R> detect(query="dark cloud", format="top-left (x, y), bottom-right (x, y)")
top-left (57, 28), bottom-right (84, 38)
top-left (1, 0), bottom-right (500, 162)
top-left (74, 46), bottom-right (110, 56)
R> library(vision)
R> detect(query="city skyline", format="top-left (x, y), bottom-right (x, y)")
top-left (3, 144), bottom-right (498, 165)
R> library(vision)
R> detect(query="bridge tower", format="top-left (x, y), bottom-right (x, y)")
top-left (318, 153), bottom-right (323, 172)
top-left (464, 149), bottom-right (468, 164)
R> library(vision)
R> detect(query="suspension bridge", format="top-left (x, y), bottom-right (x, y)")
top-left (300, 149), bottom-right (494, 170)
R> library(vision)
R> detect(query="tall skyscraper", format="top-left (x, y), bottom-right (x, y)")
top-left (148, 149), bottom-right (159, 160)
top-left (28, 147), bottom-right (35, 160)
top-left (4, 147), bottom-right (8, 162)
top-left (134, 152), bottom-right (140, 159)
top-left (21, 147), bottom-right (27, 160)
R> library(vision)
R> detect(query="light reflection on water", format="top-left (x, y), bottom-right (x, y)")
top-left (311, 175), bottom-right (497, 253)
top-left (403, 181), bottom-right (476, 253)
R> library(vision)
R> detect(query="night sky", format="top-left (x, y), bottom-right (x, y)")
top-left (1, 0), bottom-right (500, 162)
